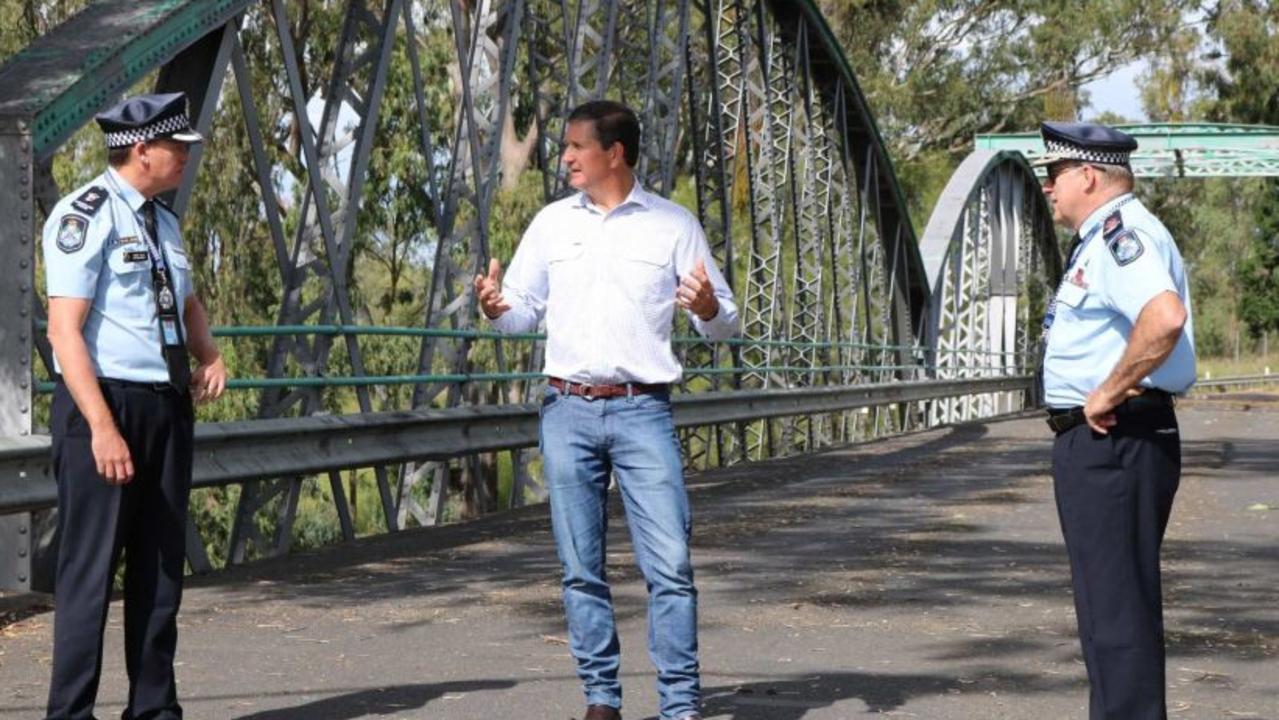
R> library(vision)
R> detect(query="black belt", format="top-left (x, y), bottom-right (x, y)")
top-left (1046, 389), bottom-right (1174, 434)
top-left (96, 377), bottom-right (183, 394)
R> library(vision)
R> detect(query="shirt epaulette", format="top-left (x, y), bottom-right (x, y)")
top-left (70, 186), bottom-right (109, 217)
top-left (154, 197), bottom-right (178, 217)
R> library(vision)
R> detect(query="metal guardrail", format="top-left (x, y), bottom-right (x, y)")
top-left (0, 376), bottom-right (1033, 515)
top-left (1190, 374), bottom-right (1278, 392)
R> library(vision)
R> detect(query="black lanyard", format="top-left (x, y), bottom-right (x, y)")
top-left (105, 173), bottom-right (191, 391)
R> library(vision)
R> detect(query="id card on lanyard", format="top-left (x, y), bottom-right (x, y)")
top-left (130, 197), bottom-right (184, 349)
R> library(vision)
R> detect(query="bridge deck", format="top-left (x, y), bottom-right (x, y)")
top-left (2, 404), bottom-right (1276, 719)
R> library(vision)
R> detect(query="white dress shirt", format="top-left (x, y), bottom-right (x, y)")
top-left (490, 182), bottom-right (740, 384)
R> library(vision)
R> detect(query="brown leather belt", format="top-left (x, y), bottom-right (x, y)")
top-left (548, 377), bottom-right (668, 399)
top-left (1046, 389), bottom-right (1174, 434)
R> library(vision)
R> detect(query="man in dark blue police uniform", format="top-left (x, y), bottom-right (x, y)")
top-left (1036, 121), bottom-right (1196, 720)
top-left (42, 93), bottom-right (227, 720)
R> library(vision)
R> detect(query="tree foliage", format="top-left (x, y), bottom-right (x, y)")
top-left (1202, 0), bottom-right (1279, 339)
top-left (821, 0), bottom-right (1196, 224)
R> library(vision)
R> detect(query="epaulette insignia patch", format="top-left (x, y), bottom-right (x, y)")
top-left (55, 215), bottom-right (89, 253)
top-left (1101, 209), bottom-right (1124, 240)
top-left (70, 186), bottom-right (108, 217)
top-left (1108, 229), bottom-right (1143, 266)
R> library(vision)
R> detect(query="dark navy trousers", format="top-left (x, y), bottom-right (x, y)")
top-left (1051, 401), bottom-right (1180, 720)
top-left (46, 381), bottom-right (194, 720)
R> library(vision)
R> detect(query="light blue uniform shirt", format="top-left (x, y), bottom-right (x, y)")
top-left (1043, 193), bottom-right (1196, 408)
top-left (42, 168), bottom-right (194, 383)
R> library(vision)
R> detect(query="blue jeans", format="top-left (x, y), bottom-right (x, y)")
top-left (540, 385), bottom-right (700, 719)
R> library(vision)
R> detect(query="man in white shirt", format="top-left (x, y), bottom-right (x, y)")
top-left (476, 100), bottom-right (738, 720)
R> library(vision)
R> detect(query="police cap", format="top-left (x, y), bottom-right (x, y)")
top-left (95, 92), bottom-right (203, 149)
top-left (1032, 121), bottom-right (1136, 168)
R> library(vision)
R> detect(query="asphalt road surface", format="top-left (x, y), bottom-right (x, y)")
top-left (2, 402), bottom-right (1276, 719)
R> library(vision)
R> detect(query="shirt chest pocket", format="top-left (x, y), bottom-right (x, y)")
top-left (546, 241), bottom-right (586, 297)
top-left (1055, 281), bottom-right (1087, 310)
top-left (614, 240), bottom-right (673, 301)
top-left (167, 247), bottom-right (191, 301)
top-left (107, 246), bottom-right (152, 285)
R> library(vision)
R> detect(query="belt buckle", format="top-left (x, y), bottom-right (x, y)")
top-left (579, 383), bottom-right (596, 400)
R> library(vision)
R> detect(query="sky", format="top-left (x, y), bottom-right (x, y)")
top-left (1082, 60), bottom-right (1149, 123)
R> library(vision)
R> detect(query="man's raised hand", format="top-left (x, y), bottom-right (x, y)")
top-left (474, 258), bottom-right (512, 319)
top-left (676, 258), bottom-right (719, 321)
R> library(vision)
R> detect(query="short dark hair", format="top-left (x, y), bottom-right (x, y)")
top-left (567, 100), bottom-right (640, 167)
top-left (107, 145), bottom-right (132, 167)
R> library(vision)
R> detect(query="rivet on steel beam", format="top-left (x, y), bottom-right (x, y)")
top-left (18, 574), bottom-right (27, 583)
top-left (20, 259), bottom-right (28, 269)
top-left (18, 525), bottom-right (27, 535)
top-left (17, 548), bottom-right (26, 558)
top-left (20, 405), bottom-right (28, 413)
top-left (20, 190), bottom-right (28, 200)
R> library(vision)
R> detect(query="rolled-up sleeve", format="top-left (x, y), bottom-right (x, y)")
top-left (489, 212), bottom-right (549, 334)
top-left (675, 216), bottom-right (739, 341)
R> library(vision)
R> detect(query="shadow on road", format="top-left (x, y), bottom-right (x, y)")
top-left (230, 679), bottom-right (517, 719)
top-left (695, 669), bottom-right (1076, 719)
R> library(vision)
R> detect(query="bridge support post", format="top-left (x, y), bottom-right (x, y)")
top-left (0, 124), bottom-right (57, 593)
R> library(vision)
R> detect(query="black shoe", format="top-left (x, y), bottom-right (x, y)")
top-left (583, 704), bottom-right (621, 720)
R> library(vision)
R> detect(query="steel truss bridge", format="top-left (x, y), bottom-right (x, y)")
top-left (979, 124), bottom-right (1279, 177)
top-left (0, 0), bottom-right (1062, 592)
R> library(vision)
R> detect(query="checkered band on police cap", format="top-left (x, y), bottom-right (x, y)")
top-left (1034, 121), bottom-right (1137, 168)
top-left (1043, 138), bottom-right (1131, 166)
top-left (103, 112), bottom-right (193, 148)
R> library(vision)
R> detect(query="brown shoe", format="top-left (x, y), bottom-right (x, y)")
top-left (583, 704), bottom-right (621, 720)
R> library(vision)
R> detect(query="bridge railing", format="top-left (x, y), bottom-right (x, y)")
top-left (1189, 373), bottom-right (1279, 393)
top-left (3, 322), bottom-right (1035, 587)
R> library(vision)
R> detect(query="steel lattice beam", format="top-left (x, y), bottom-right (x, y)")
top-left (977, 123), bottom-right (1279, 178)
top-left (0, 0), bottom-right (1062, 587)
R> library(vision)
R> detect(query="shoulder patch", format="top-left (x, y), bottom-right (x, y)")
top-left (1108, 229), bottom-right (1144, 266)
top-left (69, 186), bottom-right (108, 217)
top-left (55, 215), bottom-right (89, 253)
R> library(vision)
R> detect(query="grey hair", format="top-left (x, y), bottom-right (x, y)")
top-left (1089, 162), bottom-right (1135, 191)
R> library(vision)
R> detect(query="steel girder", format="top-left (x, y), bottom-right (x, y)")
top-left (920, 149), bottom-right (1060, 424)
top-left (0, 1), bottom-right (251, 588)
top-left (227, 0), bottom-right (407, 565)
top-left (0, 0), bottom-right (1056, 585)
top-left (977, 123), bottom-right (1279, 178)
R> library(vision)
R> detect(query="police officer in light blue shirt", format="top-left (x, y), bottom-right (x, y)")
top-left (42, 93), bottom-right (227, 720)
top-left (1036, 121), bottom-right (1195, 720)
